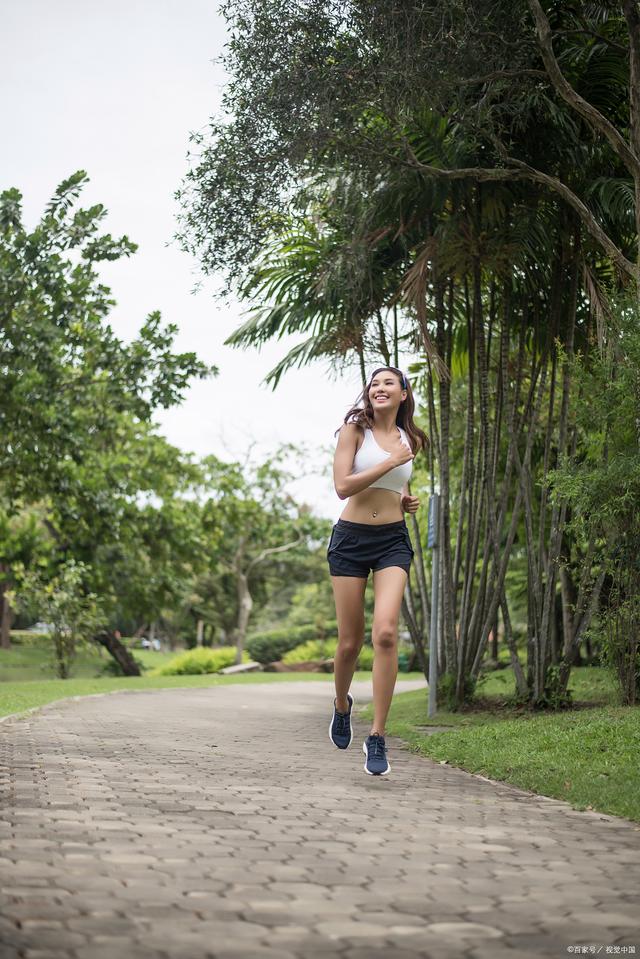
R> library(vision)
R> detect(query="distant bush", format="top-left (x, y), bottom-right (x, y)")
top-left (246, 621), bottom-right (338, 664)
top-left (281, 639), bottom-right (418, 672)
top-left (356, 645), bottom-right (375, 670)
top-left (9, 631), bottom-right (51, 645)
top-left (282, 638), bottom-right (373, 671)
top-left (282, 638), bottom-right (337, 664)
top-left (153, 646), bottom-right (248, 676)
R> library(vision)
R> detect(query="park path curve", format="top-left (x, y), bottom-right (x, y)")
top-left (1, 679), bottom-right (639, 959)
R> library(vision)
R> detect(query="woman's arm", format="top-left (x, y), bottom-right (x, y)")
top-left (333, 423), bottom-right (402, 500)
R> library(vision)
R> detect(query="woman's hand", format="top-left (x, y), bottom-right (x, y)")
top-left (401, 493), bottom-right (420, 513)
top-left (389, 431), bottom-right (414, 468)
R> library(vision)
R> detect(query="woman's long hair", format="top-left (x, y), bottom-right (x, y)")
top-left (334, 366), bottom-right (429, 455)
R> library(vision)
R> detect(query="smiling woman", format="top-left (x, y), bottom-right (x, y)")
top-left (325, 366), bottom-right (429, 776)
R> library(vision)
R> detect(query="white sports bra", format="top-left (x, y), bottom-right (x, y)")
top-left (351, 425), bottom-right (413, 494)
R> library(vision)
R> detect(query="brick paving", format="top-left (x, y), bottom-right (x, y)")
top-left (1, 678), bottom-right (639, 959)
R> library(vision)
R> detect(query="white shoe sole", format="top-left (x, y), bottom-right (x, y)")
top-left (363, 740), bottom-right (391, 775)
top-left (328, 693), bottom-right (354, 749)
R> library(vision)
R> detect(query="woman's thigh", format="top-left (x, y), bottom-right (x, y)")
top-left (371, 566), bottom-right (407, 637)
top-left (330, 575), bottom-right (367, 639)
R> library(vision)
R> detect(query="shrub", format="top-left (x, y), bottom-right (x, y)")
top-left (356, 645), bottom-right (374, 670)
top-left (282, 638), bottom-right (338, 664)
top-left (282, 638), bottom-right (374, 671)
top-left (246, 621), bottom-right (338, 664)
top-left (153, 646), bottom-right (248, 676)
top-left (9, 631), bottom-right (50, 646)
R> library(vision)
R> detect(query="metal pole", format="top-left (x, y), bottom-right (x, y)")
top-left (427, 493), bottom-right (440, 717)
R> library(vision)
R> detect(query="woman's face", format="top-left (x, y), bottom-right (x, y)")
top-left (368, 370), bottom-right (405, 410)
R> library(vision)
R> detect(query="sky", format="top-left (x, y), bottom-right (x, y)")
top-left (2, 0), bottom-right (417, 522)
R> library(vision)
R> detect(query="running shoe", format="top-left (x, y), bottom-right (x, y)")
top-left (363, 734), bottom-right (390, 775)
top-left (329, 693), bottom-right (354, 749)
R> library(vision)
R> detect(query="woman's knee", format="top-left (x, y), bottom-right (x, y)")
top-left (372, 623), bottom-right (398, 651)
top-left (336, 634), bottom-right (363, 659)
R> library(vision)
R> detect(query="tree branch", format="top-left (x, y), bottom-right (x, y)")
top-left (527, 0), bottom-right (640, 181)
top-left (458, 69), bottom-right (547, 85)
top-left (246, 533), bottom-right (304, 574)
top-left (394, 136), bottom-right (638, 281)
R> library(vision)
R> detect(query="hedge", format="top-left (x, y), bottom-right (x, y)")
top-left (153, 646), bottom-right (249, 676)
top-left (246, 621), bottom-right (339, 664)
top-left (282, 638), bottom-right (375, 671)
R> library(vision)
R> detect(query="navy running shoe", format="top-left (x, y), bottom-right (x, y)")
top-left (363, 734), bottom-right (390, 775)
top-left (329, 693), bottom-right (354, 749)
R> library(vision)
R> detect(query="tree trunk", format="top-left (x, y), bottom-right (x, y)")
top-left (235, 570), bottom-right (253, 665)
top-left (401, 592), bottom-right (427, 677)
top-left (94, 631), bottom-right (142, 676)
top-left (0, 580), bottom-right (13, 650)
top-left (196, 619), bottom-right (204, 647)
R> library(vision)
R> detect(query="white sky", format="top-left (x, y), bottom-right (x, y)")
top-left (2, 0), bottom-right (418, 522)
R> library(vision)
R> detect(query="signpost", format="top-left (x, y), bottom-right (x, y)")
top-left (427, 493), bottom-right (440, 717)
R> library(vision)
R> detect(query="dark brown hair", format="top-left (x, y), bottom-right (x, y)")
top-left (334, 366), bottom-right (429, 455)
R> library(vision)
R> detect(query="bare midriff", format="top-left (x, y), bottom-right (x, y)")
top-left (339, 487), bottom-right (404, 524)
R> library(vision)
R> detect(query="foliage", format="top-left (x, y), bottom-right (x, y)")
top-left (176, 0), bottom-right (537, 288)
top-left (153, 646), bottom-right (250, 676)
top-left (0, 171), bottom-right (214, 503)
top-left (187, 450), bottom-right (331, 662)
top-left (282, 637), bottom-right (377, 669)
top-left (355, 645), bottom-right (375, 671)
top-left (436, 672), bottom-right (478, 712)
top-left (548, 299), bottom-right (640, 704)
top-left (246, 621), bottom-right (338, 664)
top-left (7, 631), bottom-right (51, 645)
top-left (285, 581), bottom-right (339, 629)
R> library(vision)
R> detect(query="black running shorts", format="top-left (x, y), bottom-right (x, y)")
top-left (326, 518), bottom-right (414, 578)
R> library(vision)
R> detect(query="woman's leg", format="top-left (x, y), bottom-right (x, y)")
top-left (330, 574), bottom-right (367, 711)
top-left (370, 566), bottom-right (408, 735)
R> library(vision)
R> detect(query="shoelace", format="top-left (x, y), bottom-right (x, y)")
top-left (335, 708), bottom-right (350, 734)
top-left (368, 735), bottom-right (386, 760)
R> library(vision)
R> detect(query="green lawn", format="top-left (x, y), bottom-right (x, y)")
top-left (0, 638), bottom-right (173, 682)
top-left (358, 666), bottom-right (640, 823)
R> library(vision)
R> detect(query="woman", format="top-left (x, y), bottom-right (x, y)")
top-left (327, 366), bottom-right (428, 775)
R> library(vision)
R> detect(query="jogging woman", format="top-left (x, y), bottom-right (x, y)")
top-left (327, 366), bottom-right (428, 775)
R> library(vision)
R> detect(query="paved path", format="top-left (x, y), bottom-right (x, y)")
top-left (1, 680), bottom-right (639, 959)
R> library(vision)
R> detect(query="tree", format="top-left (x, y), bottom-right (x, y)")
top-left (548, 296), bottom-right (640, 704)
top-left (14, 561), bottom-right (103, 679)
top-left (0, 172), bottom-right (215, 672)
top-left (0, 504), bottom-right (51, 649)
top-left (195, 447), bottom-right (329, 664)
top-left (176, 1), bottom-right (637, 288)
top-left (176, 1), bottom-right (638, 708)
top-left (0, 171), bottom-right (214, 504)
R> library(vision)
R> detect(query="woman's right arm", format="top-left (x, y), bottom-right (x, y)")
top-left (332, 423), bottom-right (413, 500)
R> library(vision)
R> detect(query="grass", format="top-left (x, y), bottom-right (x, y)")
top-left (358, 665), bottom-right (640, 823)
top-left (0, 639), bottom-right (171, 681)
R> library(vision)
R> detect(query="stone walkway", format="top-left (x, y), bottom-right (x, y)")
top-left (1, 679), bottom-right (639, 959)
